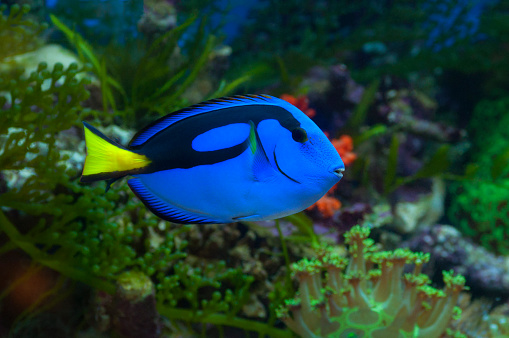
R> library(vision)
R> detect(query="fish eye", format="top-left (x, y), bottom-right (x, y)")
top-left (292, 127), bottom-right (308, 143)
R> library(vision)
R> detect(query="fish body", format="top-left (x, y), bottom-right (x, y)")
top-left (81, 95), bottom-right (345, 224)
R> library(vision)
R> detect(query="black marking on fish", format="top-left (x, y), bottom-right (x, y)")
top-left (132, 103), bottom-right (302, 174)
top-left (273, 147), bottom-right (300, 184)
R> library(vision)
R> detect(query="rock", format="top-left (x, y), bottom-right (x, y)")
top-left (392, 178), bottom-right (445, 234)
top-left (404, 224), bottom-right (509, 298)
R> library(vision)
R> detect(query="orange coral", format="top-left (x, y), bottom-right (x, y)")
top-left (331, 135), bottom-right (357, 166)
top-left (280, 94), bottom-right (316, 118)
top-left (280, 93), bottom-right (357, 219)
top-left (307, 195), bottom-right (342, 218)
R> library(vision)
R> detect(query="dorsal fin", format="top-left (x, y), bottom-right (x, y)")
top-left (128, 94), bottom-right (293, 148)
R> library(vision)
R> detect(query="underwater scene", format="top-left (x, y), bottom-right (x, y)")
top-left (1, 0), bottom-right (509, 337)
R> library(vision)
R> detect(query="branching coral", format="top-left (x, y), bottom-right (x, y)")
top-left (281, 94), bottom-right (316, 118)
top-left (331, 135), bottom-right (357, 166)
top-left (277, 225), bottom-right (466, 338)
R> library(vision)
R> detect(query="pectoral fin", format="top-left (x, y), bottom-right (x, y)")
top-left (245, 120), bottom-right (275, 182)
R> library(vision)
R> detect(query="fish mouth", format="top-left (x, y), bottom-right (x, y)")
top-left (333, 167), bottom-right (345, 179)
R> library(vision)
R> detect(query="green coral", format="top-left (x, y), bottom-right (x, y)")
top-left (277, 225), bottom-right (466, 338)
top-left (449, 98), bottom-right (509, 254)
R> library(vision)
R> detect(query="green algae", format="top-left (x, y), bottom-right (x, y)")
top-left (0, 6), bottom-right (286, 337)
top-left (449, 98), bottom-right (509, 255)
top-left (0, 4), bottom-right (47, 61)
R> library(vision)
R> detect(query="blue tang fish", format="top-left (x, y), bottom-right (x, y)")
top-left (81, 94), bottom-right (345, 224)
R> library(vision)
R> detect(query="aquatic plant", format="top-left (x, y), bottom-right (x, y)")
top-left (468, 97), bottom-right (509, 180)
top-left (449, 180), bottom-right (509, 257)
top-left (449, 98), bottom-right (509, 254)
top-left (383, 135), bottom-right (452, 195)
top-left (47, 0), bottom-right (143, 45)
top-left (51, 12), bottom-right (248, 128)
top-left (277, 225), bottom-right (466, 337)
top-left (0, 6), bottom-right (285, 337)
top-left (0, 4), bottom-right (47, 61)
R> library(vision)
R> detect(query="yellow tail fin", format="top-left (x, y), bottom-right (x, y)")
top-left (81, 122), bottom-right (151, 182)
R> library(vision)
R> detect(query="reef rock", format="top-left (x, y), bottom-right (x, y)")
top-left (404, 224), bottom-right (509, 298)
top-left (392, 178), bottom-right (445, 234)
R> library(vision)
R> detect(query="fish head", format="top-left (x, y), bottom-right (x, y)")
top-left (258, 117), bottom-right (345, 192)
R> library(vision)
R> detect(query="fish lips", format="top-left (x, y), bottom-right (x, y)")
top-left (332, 167), bottom-right (345, 179)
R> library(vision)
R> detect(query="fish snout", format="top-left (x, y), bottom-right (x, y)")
top-left (333, 167), bottom-right (345, 179)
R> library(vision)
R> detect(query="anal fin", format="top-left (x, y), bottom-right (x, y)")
top-left (128, 178), bottom-right (220, 224)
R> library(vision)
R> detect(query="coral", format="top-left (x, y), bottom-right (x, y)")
top-left (280, 94), bottom-right (316, 118)
top-left (375, 76), bottom-right (464, 145)
top-left (308, 195), bottom-right (342, 219)
top-left (331, 135), bottom-right (357, 166)
top-left (405, 225), bottom-right (509, 298)
top-left (392, 178), bottom-right (445, 234)
top-left (277, 225), bottom-right (466, 338)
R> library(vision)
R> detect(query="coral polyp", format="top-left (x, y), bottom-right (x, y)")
top-left (277, 225), bottom-right (466, 338)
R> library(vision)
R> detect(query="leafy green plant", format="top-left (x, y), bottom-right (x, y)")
top-left (449, 98), bottom-right (509, 254)
top-left (0, 6), bottom-right (287, 337)
top-left (50, 14), bottom-right (124, 114)
top-left (0, 59), bottom-right (287, 338)
top-left (51, 13), bottom-right (249, 129)
top-left (384, 136), bottom-right (452, 195)
top-left (0, 4), bottom-right (47, 61)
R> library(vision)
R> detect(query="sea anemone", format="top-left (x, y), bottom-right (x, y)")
top-left (277, 225), bottom-right (466, 338)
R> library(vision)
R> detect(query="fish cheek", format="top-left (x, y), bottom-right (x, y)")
top-left (274, 139), bottom-right (314, 183)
